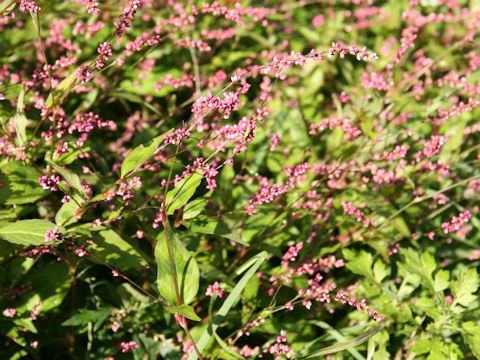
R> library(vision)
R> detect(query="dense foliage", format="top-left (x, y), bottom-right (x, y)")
top-left (0, 0), bottom-right (480, 359)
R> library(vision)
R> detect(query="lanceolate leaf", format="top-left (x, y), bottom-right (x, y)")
top-left (165, 304), bottom-right (201, 321)
top-left (165, 172), bottom-right (203, 214)
top-left (13, 88), bottom-right (27, 146)
top-left (155, 225), bottom-right (199, 306)
top-left (120, 133), bottom-right (169, 178)
top-left (0, 219), bottom-right (64, 246)
top-left (187, 216), bottom-right (248, 246)
top-left (89, 230), bottom-right (148, 271)
top-left (50, 162), bottom-right (86, 205)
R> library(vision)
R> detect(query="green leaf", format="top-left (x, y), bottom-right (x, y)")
top-left (297, 326), bottom-right (383, 359)
top-left (187, 216), bottom-right (248, 246)
top-left (0, 219), bottom-right (64, 246)
top-left (401, 248), bottom-right (436, 293)
top-left (410, 339), bottom-right (431, 355)
top-left (187, 251), bottom-right (267, 360)
top-left (343, 249), bottom-right (374, 280)
top-left (46, 70), bottom-right (77, 107)
top-left (309, 321), bottom-right (366, 360)
top-left (0, 161), bottom-right (46, 205)
top-left (165, 172), bottom-right (203, 215)
top-left (433, 269), bottom-right (450, 293)
top-left (15, 261), bottom-right (70, 314)
top-left (462, 321), bottom-right (480, 359)
top-left (213, 331), bottom-right (246, 360)
top-left (13, 88), bottom-right (27, 146)
top-left (89, 230), bottom-right (147, 270)
top-left (120, 134), bottom-right (165, 178)
top-left (56, 146), bottom-right (90, 165)
top-left (155, 225), bottom-right (199, 305)
top-left (183, 198), bottom-right (207, 220)
top-left (165, 304), bottom-right (201, 321)
top-left (451, 268), bottom-right (479, 307)
top-left (373, 260), bottom-right (389, 283)
top-left (415, 297), bottom-right (439, 319)
top-left (55, 200), bottom-right (81, 226)
top-left (50, 162), bottom-right (86, 205)
top-left (61, 308), bottom-right (113, 330)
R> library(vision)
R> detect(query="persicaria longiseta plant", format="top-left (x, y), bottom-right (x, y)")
top-left (0, 0), bottom-right (480, 358)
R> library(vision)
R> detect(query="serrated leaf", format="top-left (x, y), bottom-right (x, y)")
top-left (0, 161), bottom-right (46, 205)
top-left (373, 260), bottom-right (389, 283)
top-left (433, 269), bottom-right (450, 293)
top-left (415, 297), bottom-right (439, 319)
top-left (343, 249), bottom-right (374, 280)
top-left (13, 88), bottom-right (27, 146)
top-left (410, 338), bottom-right (431, 355)
top-left (120, 133), bottom-right (167, 178)
top-left (165, 172), bottom-right (203, 215)
top-left (155, 225), bottom-right (199, 305)
top-left (165, 304), bottom-right (201, 321)
top-left (401, 249), bottom-right (436, 293)
top-left (451, 268), bottom-right (479, 307)
top-left (462, 322), bottom-right (480, 358)
top-left (0, 219), bottom-right (64, 246)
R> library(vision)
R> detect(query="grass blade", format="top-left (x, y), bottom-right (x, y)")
top-left (187, 251), bottom-right (267, 360)
top-left (295, 325), bottom-right (383, 359)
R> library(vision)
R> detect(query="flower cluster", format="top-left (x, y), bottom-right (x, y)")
top-left (441, 211), bottom-right (472, 234)
top-left (44, 227), bottom-right (64, 242)
top-left (39, 175), bottom-right (60, 191)
top-left (120, 340), bottom-right (139, 353)
top-left (205, 281), bottom-right (225, 298)
top-left (114, 0), bottom-right (142, 37)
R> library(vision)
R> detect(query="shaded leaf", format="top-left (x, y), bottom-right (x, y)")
top-left (0, 161), bottom-right (46, 205)
top-left (187, 216), bottom-right (248, 246)
top-left (183, 198), bottom-right (207, 220)
top-left (89, 230), bottom-right (147, 270)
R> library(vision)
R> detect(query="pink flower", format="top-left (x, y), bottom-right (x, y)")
top-left (111, 321), bottom-right (120, 332)
top-left (205, 281), bottom-right (225, 298)
top-left (44, 227), bottom-right (64, 242)
top-left (19, 0), bottom-right (41, 13)
top-left (121, 340), bottom-right (139, 353)
top-left (3, 308), bottom-right (16, 318)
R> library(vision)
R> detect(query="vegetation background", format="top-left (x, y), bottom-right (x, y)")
top-left (0, 0), bottom-right (479, 359)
